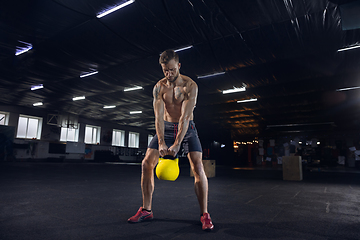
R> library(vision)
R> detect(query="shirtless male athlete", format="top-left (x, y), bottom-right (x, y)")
top-left (127, 49), bottom-right (214, 231)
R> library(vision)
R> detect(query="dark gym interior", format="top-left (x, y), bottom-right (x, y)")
top-left (1, 0), bottom-right (360, 239)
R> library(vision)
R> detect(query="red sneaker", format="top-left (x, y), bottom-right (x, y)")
top-left (128, 207), bottom-right (154, 223)
top-left (200, 213), bottom-right (214, 231)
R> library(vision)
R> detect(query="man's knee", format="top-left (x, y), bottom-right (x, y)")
top-left (191, 161), bottom-right (205, 177)
top-left (142, 149), bottom-right (158, 171)
top-left (188, 152), bottom-right (204, 175)
top-left (142, 158), bottom-right (156, 171)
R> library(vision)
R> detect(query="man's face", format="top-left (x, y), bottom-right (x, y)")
top-left (161, 59), bottom-right (181, 82)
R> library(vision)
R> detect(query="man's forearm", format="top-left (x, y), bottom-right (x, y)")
top-left (155, 117), bottom-right (165, 145)
top-left (174, 118), bottom-right (190, 146)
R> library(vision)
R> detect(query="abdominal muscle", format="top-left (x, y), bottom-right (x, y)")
top-left (163, 101), bottom-right (193, 123)
top-left (163, 103), bottom-right (181, 123)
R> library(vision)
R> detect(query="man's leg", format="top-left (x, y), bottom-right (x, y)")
top-left (141, 148), bottom-right (159, 210)
top-left (187, 151), bottom-right (208, 214)
top-left (188, 151), bottom-right (214, 231)
top-left (128, 148), bottom-right (159, 223)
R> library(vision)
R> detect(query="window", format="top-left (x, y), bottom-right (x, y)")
top-left (16, 115), bottom-right (43, 139)
top-left (128, 132), bottom-right (139, 148)
top-left (85, 125), bottom-right (101, 144)
top-left (60, 124), bottom-right (80, 142)
top-left (112, 129), bottom-right (125, 146)
top-left (148, 134), bottom-right (154, 145)
top-left (0, 111), bottom-right (9, 125)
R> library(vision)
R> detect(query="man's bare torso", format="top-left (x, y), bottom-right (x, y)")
top-left (158, 74), bottom-right (195, 122)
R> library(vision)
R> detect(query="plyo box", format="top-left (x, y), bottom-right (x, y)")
top-left (282, 156), bottom-right (303, 181)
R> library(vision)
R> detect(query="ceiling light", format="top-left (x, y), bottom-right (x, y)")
top-left (336, 86), bottom-right (360, 91)
top-left (197, 72), bottom-right (225, 79)
top-left (124, 86), bottom-right (143, 92)
top-left (80, 71), bottom-right (98, 78)
top-left (73, 96), bottom-right (85, 101)
top-left (222, 87), bottom-right (246, 94)
top-left (97, 0), bottom-right (135, 18)
top-left (337, 44), bottom-right (360, 52)
top-left (31, 84), bottom-right (43, 91)
top-left (174, 45), bottom-right (193, 52)
top-left (103, 105), bottom-right (116, 109)
top-left (130, 111), bottom-right (142, 114)
top-left (267, 122), bottom-right (334, 128)
top-left (15, 41), bottom-right (32, 56)
top-left (33, 102), bottom-right (43, 106)
top-left (237, 98), bottom-right (257, 103)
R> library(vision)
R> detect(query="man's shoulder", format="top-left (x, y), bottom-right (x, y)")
top-left (154, 78), bottom-right (167, 88)
top-left (181, 75), bottom-right (197, 88)
top-left (181, 74), bottom-right (193, 82)
top-left (153, 78), bottom-right (166, 97)
top-left (156, 77), bottom-right (166, 83)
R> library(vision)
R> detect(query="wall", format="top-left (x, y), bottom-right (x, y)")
top-left (1, 104), bottom-right (153, 162)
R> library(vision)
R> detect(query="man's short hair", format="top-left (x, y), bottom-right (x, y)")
top-left (159, 49), bottom-right (179, 64)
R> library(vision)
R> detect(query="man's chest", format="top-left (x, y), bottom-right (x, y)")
top-left (163, 86), bottom-right (187, 104)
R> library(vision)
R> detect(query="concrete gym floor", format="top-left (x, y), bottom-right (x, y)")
top-left (0, 162), bottom-right (359, 240)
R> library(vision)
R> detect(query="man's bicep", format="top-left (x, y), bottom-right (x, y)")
top-left (181, 94), bottom-right (196, 118)
top-left (153, 98), bottom-right (164, 116)
top-left (153, 84), bottom-right (164, 115)
top-left (184, 84), bottom-right (198, 112)
top-left (153, 84), bottom-right (161, 100)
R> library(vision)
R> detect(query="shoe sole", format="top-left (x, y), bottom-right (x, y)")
top-left (128, 215), bottom-right (153, 223)
top-left (203, 227), bottom-right (214, 232)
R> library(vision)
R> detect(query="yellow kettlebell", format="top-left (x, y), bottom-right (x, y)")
top-left (155, 155), bottom-right (180, 181)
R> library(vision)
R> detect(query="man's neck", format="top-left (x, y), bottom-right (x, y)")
top-left (167, 74), bottom-right (182, 87)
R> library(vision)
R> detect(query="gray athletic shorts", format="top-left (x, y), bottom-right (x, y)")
top-left (148, 120), bottom-right (202, 154)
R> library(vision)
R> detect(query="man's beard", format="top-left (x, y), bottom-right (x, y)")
top-left (168, 72), bottom-right (179, 82)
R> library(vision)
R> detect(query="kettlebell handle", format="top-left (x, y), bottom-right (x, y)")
top-left (161, 155), bottom-right (177, 160)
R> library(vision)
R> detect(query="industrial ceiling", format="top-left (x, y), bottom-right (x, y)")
top-left (1, 0), bottom-right (360, 140)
